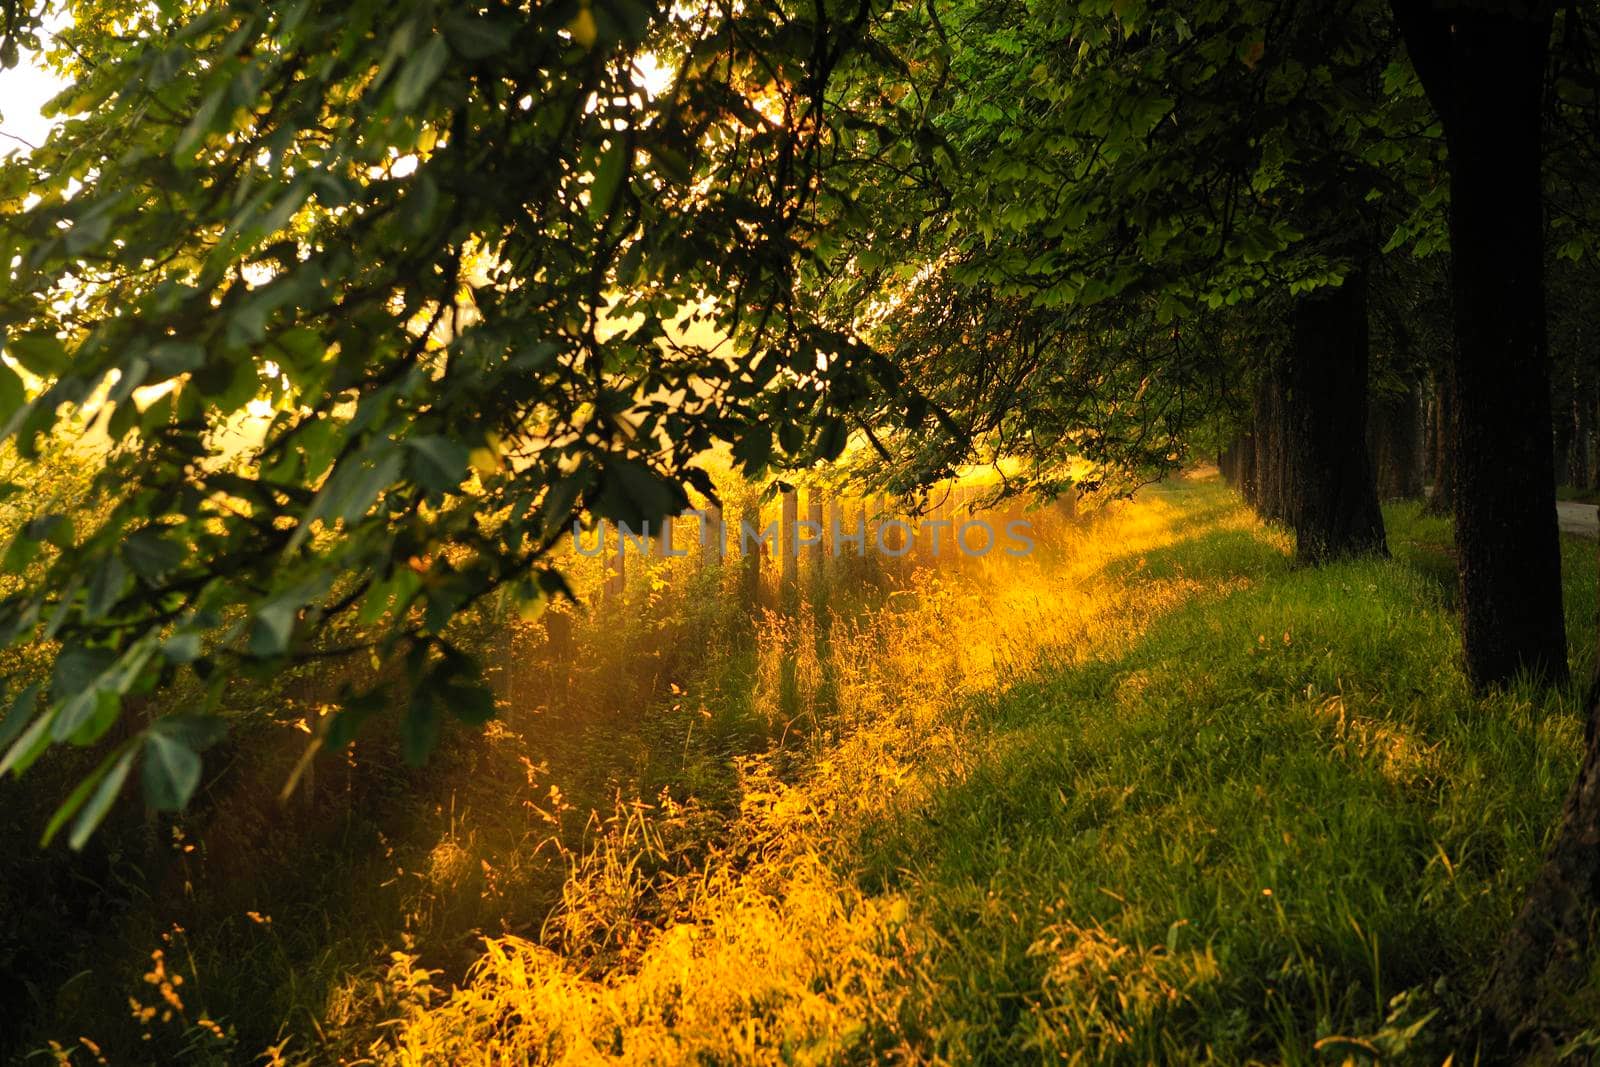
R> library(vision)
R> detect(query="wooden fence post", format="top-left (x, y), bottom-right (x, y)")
top-left (781, 488), bottom-right (798, 591)
top-left (702, 503), bottom-right (723, 566)
top-left (740, 504), bottom-right (762, 608)
top-left (807, 490), bottom-right (826, 567)
top-left (605, 530), bottom-right (625, 600)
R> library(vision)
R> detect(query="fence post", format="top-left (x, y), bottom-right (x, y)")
top-left (781, 488), bottom-right (798, 591)
top-left (952, 483), bottom-right (968, 563)
top-left (702, 503), bottom-right (723, 566)
top-left (740, 503), bottom-right (762, 608)
top-left (604, 525), bottom-right (625, 601)
top-left (808, 490), bottom-right (826, 567)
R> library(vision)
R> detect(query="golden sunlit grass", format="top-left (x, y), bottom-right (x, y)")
top-left (352, 475), bottom-right (1587, 1065)
top-left (16, 475), bottom-right (1600, 1063)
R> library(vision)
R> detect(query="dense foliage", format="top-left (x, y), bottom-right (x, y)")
top-left (0, 0), bottom-right (928, 838)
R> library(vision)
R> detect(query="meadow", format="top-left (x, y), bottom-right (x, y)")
top-left (6, 472), bottom-right (1599, 1064)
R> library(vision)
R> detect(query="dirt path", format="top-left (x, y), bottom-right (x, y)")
top-left (1557, 500), bottom-right (1599, 539)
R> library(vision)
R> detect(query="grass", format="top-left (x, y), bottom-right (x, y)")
top-left (1556, 485), bottom-right (1600, 506)
top-left (13, 474), bottom-right (1600, 1063)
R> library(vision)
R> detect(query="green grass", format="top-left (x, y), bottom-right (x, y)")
top-left (13, 476), bottom-right (1600, 1064)
top-left (857, 488), bottom-right (1597, 1061)
top-left (1557, 485), bottom-right (1600, 506)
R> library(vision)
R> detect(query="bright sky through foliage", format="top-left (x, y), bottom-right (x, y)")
top-left (0, 23), bottom-right (65, 154)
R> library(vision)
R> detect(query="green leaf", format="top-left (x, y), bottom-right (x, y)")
top-left (52, 645), bottom-right (134, 742)
top-left (593, 457), bottom-right (681, 529)
top-left (424, 650), bottom-right (497, 725)
top-left (41, 741), bottom-right (135, 848)
top-left (41, 743), bottom-right (127, 847)
top-left (151, 713), bottom-right (228, 752)
top-left (1, 530), bottom-right (40, 575)
top-left (732, 428), bottom-right (772, 474)
top-left (68, 745), bottom-right (137, 850)
top-left (815, 416), bottom-right (848, 461)
top-left (123, 530), bottom-right (186, 581)
top-left (405, 435), bottom-right (471, 493)
top-left (325, 684), bottom-right (388, 750)
top-left (249, 579), bottom-right (326, 658)
top-left (400, 688), bottom-right (441, 767)
top-left (0, 361), bottom-right (25, 424)
top-left (440, 678), bottom-right (496, 724)
top-left (175, 85), bottom-right (227, 158)
top-left (540, 471), bottom-right (587, 535)
top-left (442, 12), bottom-right (515, 58)
top-left (6, 332), bottom-right (68, 377)
top-left (395, 35), bottom-right (450, 111)
top-left (331, 450), bottom-right (403, 524)
top-left (777, 419), bottom-right (803, 455)
top-left (142, 729), bottom-right (204, 811)
top-left (0, 706), bottom-right (54, 777)
top-left (163, 631), bottom-right (203, 664)
top-left (86, 555), bottom-right (129, 620)
top-left (0, 682), bottom-right (40, 752)
top-left (147, 340), bottom-right (206, 380)
top-left (589, 138), bottom-right (628, 222)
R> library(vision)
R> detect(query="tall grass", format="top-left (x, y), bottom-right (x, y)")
top-left (366, 477), bottom-right (1600, 1063)
top-left (14, 475), bottom-right (1600, 1063)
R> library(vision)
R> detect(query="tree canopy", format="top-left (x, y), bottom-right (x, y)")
top-left (0, 0), bottom-right (924, 840)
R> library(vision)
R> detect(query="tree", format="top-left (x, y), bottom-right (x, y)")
top-left (1390, 0), bottom-right (1568, 689)
top-left (0, 0), bottom-right (911, 841)
top-left (1455, 1), bottom-right (1600, 1048)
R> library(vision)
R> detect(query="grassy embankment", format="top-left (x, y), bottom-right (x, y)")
top-left (15, 473), bottom-right (1600, 1063)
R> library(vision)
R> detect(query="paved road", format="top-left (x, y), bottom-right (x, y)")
top-left (1557, 501), bottom-right (1599, 539)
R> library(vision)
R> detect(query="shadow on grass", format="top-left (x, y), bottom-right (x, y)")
top-left (844, 495), bottom-right (1588, 1064)
top-left (1100, 526), bottom-right (1289, 584)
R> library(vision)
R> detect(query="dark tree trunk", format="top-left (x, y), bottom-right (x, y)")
top-left (1393, 0), bottom-right (1567, 689)
top-left (1369, 378), bottom-right (1425, 501)
top-left (1573, 359), bottom-right (1594, 490)
top-left (1284, 271), bottom-right (1388, 563)
top-left (1421, 375), bottom-right (1438, 488)
top-left (1220, 440), bottom-right (1240, 490)
top-left (1234, 431), bottom-right (1258, 505)
top-left (1426, 364), bottom-right (1457, 516)
top-left (1552, 371), bottom-right (1575, 486)
top-left (1592, 366), bottom-right (1600, 491)
top-left (1481, 642), bottom-right (1600, 1053)
top-left (1252, 360), bottom-right (1290, 525)
top-left (1574, 389), bottom-right (1593, 490)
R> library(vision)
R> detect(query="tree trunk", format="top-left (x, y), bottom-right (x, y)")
top-left (1573, 363), bottom-right (1593, 490)
top-left (1591, 365), bottom-right (1600, 492)
top-left (1421, 374), bottom-right (1437, 488)
top-left (1253, 360), bottom-right (1289, 525)
top-left (1481, 643), bottom-right (1600, 1053)
top-left (1239, 431), bottom-right (1258, 505)
top-left (1552, 371), bottom-right (1575, 487)
top-left (1284, 271), bottom-right (1388, 563)
top-left (1392, 0), bottom-right (1567, 689)
top-left (1369, 378), bottom-right (1424, 501)
top-left (1592, 366), bottom-right (1600, 492)
top-left (1426, 364), bottom-right (1456, 516)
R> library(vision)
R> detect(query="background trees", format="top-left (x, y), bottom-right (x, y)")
top-left (819, 0), bottom-right (1422, 563)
